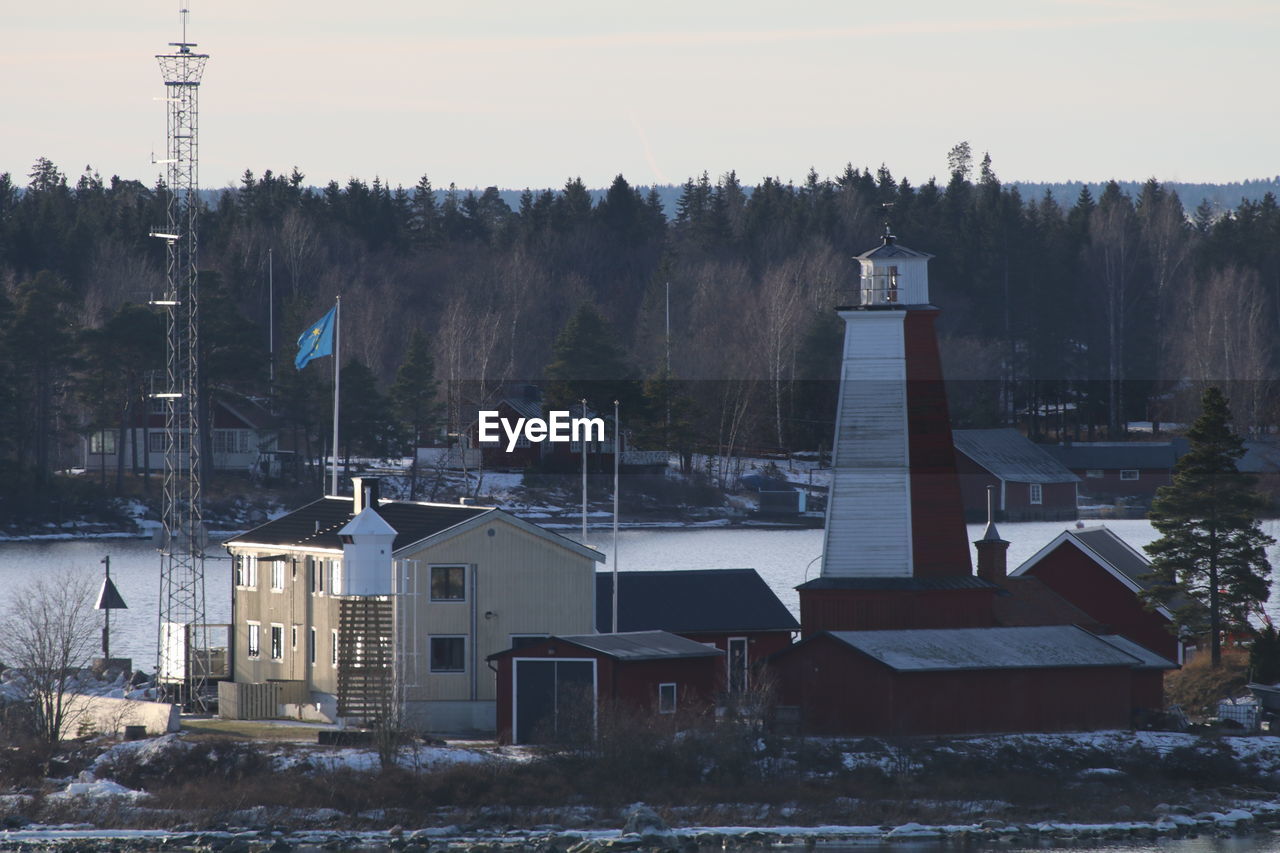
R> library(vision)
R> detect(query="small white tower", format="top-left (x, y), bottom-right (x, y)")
top-left (338, 507), bottom-right (396, 596)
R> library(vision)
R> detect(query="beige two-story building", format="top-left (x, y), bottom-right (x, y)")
top-left (222, 477), bottom-right (603, 734)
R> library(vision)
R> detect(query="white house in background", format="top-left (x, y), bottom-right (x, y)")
top-left (82, 396), bottom-right (279, 473)
top-left (221, 476), bottom-right (604, 734)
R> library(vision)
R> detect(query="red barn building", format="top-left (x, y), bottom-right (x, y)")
top-left (1010, 526), bottom-right (1185, 664)
top-left (772, 626), bottom-right (1148, 735)
top-left (1043, 441), bottom-right (1184, 502)
top-left (488, 631), bottom-right (723, 744)
top-left (594, 569), bottom-right (798, 693)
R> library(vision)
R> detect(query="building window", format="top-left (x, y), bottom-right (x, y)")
top-left (149, 432), bottom-right (166, 453)
top-left (236, 555), bottom-right (259, 588)
top-left (331, 630), bottom-right (338, 667)
top-left (89, 430), bottom-right (117, 455)
top-left (212, 429), bottom-right (251, 455)
top-left (309, 628), bottom-right (316, 665)
top-left (329, 559), bottom-right (342, 594)
top-left (1029, 483), bottom-right (1043, 505)
top-left (246, 621), bottom-right (260, 659)
top-left (270, 560), bottom-right (284, 591)
top-left (1120, 469), bottom-right (1140, 481)
top-left (430, 565), bottom-right (466, 601)
top-left (429, 636), bottom-right (466, 672)
top-left (658, 683), bottom-right (677, 714)
top-left (270, 624), bottom-right (284, 661)
top-left (291, 625), bottom-right (298, 651)
top-left (1085, 469), bottom-right (1104, 478)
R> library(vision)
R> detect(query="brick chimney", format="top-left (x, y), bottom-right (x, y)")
top-left (974, 485), bottom-right (1011, 583)
top-left (352, 476), bottom-right (381, 515)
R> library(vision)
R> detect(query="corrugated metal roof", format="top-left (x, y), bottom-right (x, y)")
top-left (558, 630), bottom-right (725, 661)
top-left (991, 576), bottom-right (1103, 631)
top-left (1240, 440), bottom-right (1280, 474)
top-left (953, 429), bottom-right (1080, 484)
top-left (1043, 441), bottom-right (1182, 471)
top-left (501, 396), bottom-right (544, 420)
top-left (827, 625), bottom-right (1141, 672)
top-left (1095, 634), bottom-right (1178, 670)
top-left (796, 576), bottom-right (995, 592)
top-left (225, 497), bottom-right (490, 552)
top-left (595, 569), bottom-right (798, 634)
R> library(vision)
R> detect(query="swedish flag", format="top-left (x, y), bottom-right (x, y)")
top-left (295, 306), bottom-right (336, 369)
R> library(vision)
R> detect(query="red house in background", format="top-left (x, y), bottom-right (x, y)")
top-left (1009, 526), bottom-right (1184, 664)
top-left (953, 429), bottom-right (1080, 522)
top-left (488, 631), bottom-right (723, 744)
top-left (1043, 441), bottom-right (1184, 502)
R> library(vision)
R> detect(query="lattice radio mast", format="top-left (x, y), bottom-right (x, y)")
top-left (151, 6), bottom-right (209, 708)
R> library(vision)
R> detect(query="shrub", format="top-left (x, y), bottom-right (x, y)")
top-left (1165, 648), bottom-right (1249, 715)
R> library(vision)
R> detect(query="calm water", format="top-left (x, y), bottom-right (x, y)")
top-left (4, 519), bottom-right (1280, 669)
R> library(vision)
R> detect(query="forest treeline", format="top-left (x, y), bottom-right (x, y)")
top-left (1, 144), bottom-right (1279, 516)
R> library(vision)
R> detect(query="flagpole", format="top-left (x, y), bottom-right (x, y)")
top-left (331, 295), bottom-right (340, 496)
top-left (612, 400), bottom-right (620, 635)
top-left (580, 398), bottom-right (588, 544)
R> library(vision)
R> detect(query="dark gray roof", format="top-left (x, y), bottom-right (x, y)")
top-left (1043, 441), bottom-right (1183, 471)
top-left (596, 569), bottom-right (798, 634)
top-left (558, 631), bottom-right (725, 661)
top-left (796, 575), bottom-right (995, 592)
top-left (1067, 527), bottom-right (1156, 590)
top-left (953, 429), bottom-right (1080, 484)
top-left (826, 625), bottom-right (1142, 672)
top-left (501, 396), bottom-right (543, 420)
top-left (225, 496), bottom-right (490, 552)
top-left (1095, 634), bottom-right (1178, 670)
top-left (855, 236), bottom-right (932, 260)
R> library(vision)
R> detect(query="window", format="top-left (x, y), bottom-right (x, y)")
top-left (1120, 469), bottom-right (1140, 481)
top-left (658, 683), bottom-right (677, 714)
top-left (236, 555), bottom-right (259, 588)
top-left (329, 559), bottom-right (342, 594)
top-left (246, 621), bottom-right (260, 659)
top-left (331, 630), bottom-right (338, 667)
top-left (429, 636), bottom-right (466, 672)
top-left (270, 560), bottom-right (284, 591)
top-left (309, 628), bottom-right (316, 665)
top-left (89, 431), bottom-right (117, 455)
top-left (270, 624), bottom-right (284, 661)
top-left (291, 625), bottom-right (298, 651)
top-left (212, 429), bottom-right (250, 455)
top-left (1086, 469), bottom-right (1104, 478)
top-left (1029, 483), bottom-right (1043, 505)
top-left (431, 565), bottom-right (466, 601)
top-left (149, 432), bottom-right (166, 453)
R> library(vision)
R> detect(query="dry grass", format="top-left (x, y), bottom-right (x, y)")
top-left (181, 718), bottom-right (331, 742)
top-left (1165, 648), bottom-right (1250, 715)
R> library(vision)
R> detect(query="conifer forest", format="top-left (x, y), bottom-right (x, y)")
top-left (2, 147), bottom-right (1279, 519)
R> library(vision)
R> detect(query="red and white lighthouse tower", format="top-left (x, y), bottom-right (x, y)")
top-left (798, 230), bottom-right (995, 633)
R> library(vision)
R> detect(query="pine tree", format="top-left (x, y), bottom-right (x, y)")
top-left (1144, 387), bottom-right (1274, 666)
top-left (543, 304), bottom-right (641, 414)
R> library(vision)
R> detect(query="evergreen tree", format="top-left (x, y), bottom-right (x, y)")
top-left (1250, 623), bottom-right (1280, 685)
top-left (544, 304), bottom-right (641, 413)
top-left (1143, 387), bottom-right (1274, 666)
top-left (391, 331), bottom-right (440, 500)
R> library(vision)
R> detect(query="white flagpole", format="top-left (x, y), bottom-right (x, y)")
top-left (580, 398), bottom-right (588, 543)
top-left (331, 296), bottom-right (341, 496)
top-left (612, 400), bottom-right (620, 634)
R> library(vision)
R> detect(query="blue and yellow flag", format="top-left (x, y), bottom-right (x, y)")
top-left (295, 306), bottom-right (336, 370)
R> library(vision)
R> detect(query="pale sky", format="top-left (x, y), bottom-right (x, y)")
top-left (3, 1), bottom-right (1276, 192)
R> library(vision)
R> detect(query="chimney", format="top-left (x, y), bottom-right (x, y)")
top-left (352, 476), bottom-right (381, 515)
top-left (974, 485), bottom-right (1011, 583)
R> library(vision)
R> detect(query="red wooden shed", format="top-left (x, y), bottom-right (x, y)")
top-left (770, 625), bottom-right (1150, 736)
top-left (488, 630), bottom-right (724, 744)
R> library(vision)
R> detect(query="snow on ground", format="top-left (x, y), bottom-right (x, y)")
top-left (272, 742), bottom-right (506, 773)
top-left (48, 778), bottom-right (148, 803)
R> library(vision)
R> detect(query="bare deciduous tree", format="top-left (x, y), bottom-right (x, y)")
top-left (0, 571), bottom-right (98, 743)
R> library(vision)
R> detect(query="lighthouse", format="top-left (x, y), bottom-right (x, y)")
top-left (798, 229), bottom-right (995, 632)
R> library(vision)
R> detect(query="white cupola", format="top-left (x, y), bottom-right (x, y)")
top-left (854, 230), bottom-right (934, 307)
top-left (337, 506), bottom-right (397, 595)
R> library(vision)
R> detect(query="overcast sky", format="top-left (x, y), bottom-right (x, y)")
top-left (3, 1), bottom-right (1276, 192)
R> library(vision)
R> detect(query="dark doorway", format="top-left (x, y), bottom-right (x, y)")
top-left (514, 659), bottom-right (596, 744)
